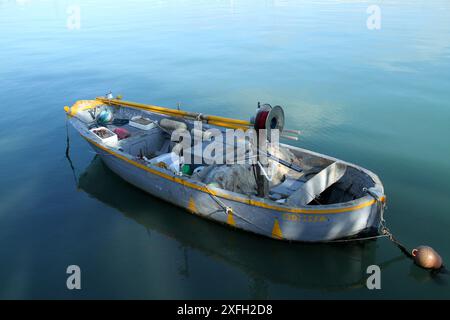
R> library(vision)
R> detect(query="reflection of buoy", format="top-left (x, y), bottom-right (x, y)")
top-left (411, 246), bottom-right (443, 270)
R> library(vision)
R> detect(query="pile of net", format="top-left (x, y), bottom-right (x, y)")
top-left (199, 146), bottom-right (302, 195)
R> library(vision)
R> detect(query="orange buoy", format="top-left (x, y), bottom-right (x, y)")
top-left (411, 246), bottom-right (443, 270)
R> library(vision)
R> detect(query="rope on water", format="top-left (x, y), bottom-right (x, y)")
top-left (65, 119), bottom-right (79, 185)
top-left (324, 233), bottom-right (388, 244)
top-left (371, 188), bottom-right (414, 259)
top-left (380, 225), bottom-right (413, 258)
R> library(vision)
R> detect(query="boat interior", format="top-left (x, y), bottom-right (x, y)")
top-left (76, 104), bottom-right (376, 206)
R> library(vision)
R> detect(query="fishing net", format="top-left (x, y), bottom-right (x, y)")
top-left (202, 146), bottom-right (302, 195)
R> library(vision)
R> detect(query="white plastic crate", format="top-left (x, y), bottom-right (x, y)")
top-left (90, 127), bottom-right (118, 147)
top-left (129, 116), bottom-right (156, 130)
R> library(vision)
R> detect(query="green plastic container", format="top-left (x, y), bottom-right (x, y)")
top-left (181, 164), bottom-right (192, 175)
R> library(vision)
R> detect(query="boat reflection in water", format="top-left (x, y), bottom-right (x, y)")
top-left (78, 156), bottom-right (381, 292)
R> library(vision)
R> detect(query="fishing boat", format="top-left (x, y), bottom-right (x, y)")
top-left (64, 94), bottom-right (386, 242)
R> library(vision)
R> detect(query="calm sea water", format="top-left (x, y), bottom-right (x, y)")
top-left (1, 0), bottom-right (449, 299)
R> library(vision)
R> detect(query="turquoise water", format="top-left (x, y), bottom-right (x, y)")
top-left (1, 0), bottom-right (449, 299)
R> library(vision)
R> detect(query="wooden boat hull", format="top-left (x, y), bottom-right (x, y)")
top-left (66, 98), bottom-right (386, 242)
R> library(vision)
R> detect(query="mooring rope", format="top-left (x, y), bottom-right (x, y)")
top-left (372, 191), bottom-right (414, 258)
top-left (323, 233), bottom-right (388, 244)
top-left (380, 225), bottom-right (413, 258)
top-left (65, 119), bottom-right (79, 186)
